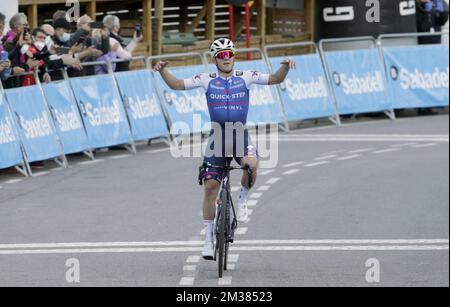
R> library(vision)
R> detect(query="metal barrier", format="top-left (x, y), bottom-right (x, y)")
top-left (1, 70), bottom-right (68, 176)
top-left (319, 36), bottom-right (396, 120)
top-left (264, 41), bottom-right (341, 126)
top-left (377, 32), bottom-right (449, 110)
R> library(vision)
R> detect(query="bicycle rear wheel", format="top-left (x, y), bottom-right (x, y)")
top-left (218, 189), bottom-right (228, 278)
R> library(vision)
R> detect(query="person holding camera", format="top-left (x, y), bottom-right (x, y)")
top-left (1, 13), bottom-right (43, 88)
top-left (103, 15), bottom-right (143, 72)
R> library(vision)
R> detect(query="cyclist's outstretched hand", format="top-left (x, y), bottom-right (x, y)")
top-left (281, 59), bottom-right (296, 69)
top-left (153, 61), bottom-right (169, 72)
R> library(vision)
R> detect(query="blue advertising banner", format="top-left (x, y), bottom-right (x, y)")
top-left (0, 94), bottom-right (23, 169)
top-left (43, 81), bottom-right (90, 154)
top-left (70, 75), bottom-right (133, 149)
top-left (383, 44), bottom-right (449, 109)
top-left (5, 86), bottom-right (63, 163)
top-left (114, 70), bottom-right (168, 141)
top-left (229, 60), bottom-right (285, 125)
top-left (324, 48), bottom-right (393, 115)
top-left (269, 54), bottom-right (335, 121)
top-left (154, 65), bottom-right (210, 134)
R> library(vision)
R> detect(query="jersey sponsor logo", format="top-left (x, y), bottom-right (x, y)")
top-left (323, 6), bottom-right (355, 22)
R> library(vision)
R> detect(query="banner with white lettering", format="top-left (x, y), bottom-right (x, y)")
top-left (0, 94), bottom-right (23, 169)
top-left (154, 65), bottom-right (210, 134)
top-left (269, 54), bottom-right (336, 121)
top-left (114, 70), bottom-right (168, 141)
top-left (383, 44), bottom-right (449, 109)
top-left (324, 48), bottom-right (393, 115)
top-left (5, 86), bottom-right (63, 163)
top-left (70, 75), bottom-right (133, 149)
top-left (233, 60), bottom-right (285, 125)
top-left (43, 81), bottom-right (90, 154)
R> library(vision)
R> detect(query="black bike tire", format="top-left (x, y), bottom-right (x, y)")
top-left (218, 189), bottom-right (227, 278)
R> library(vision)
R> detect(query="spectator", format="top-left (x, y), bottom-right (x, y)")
top-left (92, 28), bottom-right (117, 75)
top-left (103, 15), bottom-right (143, 72)
top-left (1, 13), bottom-right (41, 88)
top-left (0, 12), bottom-right (12, 82)
top-left (416, 0), bottom-right (449, 44)
top-left (53, 17), bottom-right (73, 47)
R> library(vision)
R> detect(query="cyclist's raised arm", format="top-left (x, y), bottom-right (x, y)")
top-left (268, 59), bottom-right (296, 85)
top-left (153, 61), bottom-right (185, 90)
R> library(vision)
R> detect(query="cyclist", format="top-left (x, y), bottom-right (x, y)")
top-left (153, 38), bottom-right (295, 260)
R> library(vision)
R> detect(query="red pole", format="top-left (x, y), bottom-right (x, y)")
top-left (229, 4), bottom-right (235, 42)
top-left (245, 1), bottom-right (252, 60)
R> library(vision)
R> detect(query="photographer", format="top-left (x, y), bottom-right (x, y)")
top-left (103, 15), bottom-right (143, 72)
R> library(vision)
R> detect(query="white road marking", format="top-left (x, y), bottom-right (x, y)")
top-left (32, 171), bottom-right (50, 177)
top-left (315, 155), bottom-right (337, 161)
top-left (250, 193), bottom-right (263, 199)
top-left (108, 155), bottom-right (132, 160)
top-left (373, 148), bottom-right (402, 154)
top-left (179, 277), bottom-right (195, 286)
top-left (218, 276), bottom-right (233, 285)
top-left (228, 254), bottom-right (240, 262)
top-left (411, 143), bottom-right (438, 148)
top-left (2, 239), bottom-right (446, 250)
top-left (77, 159), bottom-right (104, 166)
top-left (247, 200), bottom-right (258, 207)
top-left (277, 134), bottom-right (449, 138)
top-left (257, 185), bottom-right (271, 192)
top-left (390, 143), bottom-right (418, 148)
top-left (265, 177), bottom-right (281, 185)
top-left (186, 255), bottom-right (201, 263)
top-left (318, 150), bottom-right (346, 156)
top-left (3, 179), bottom-right (23, 185)
top-left (0, 240), bottom-right (447, 255)
top-left (200, 229), bottom-right (206, 236)
top-left (247, 209), bottom-right (254, 216)
top-left (259, 169), bottom-right (275, 176)
top-left (348, 148), bottom-right (374, 154)
top-left (235, 228), bottom-right (248, 235)
top-left (227, 264), bottom-right (236, 270)
top-left (304, 161), bottom-right (329, 167)
top-left (183, 265), bottom-right (197, 271)
top-left (283, 162), bottom-right (304, 168)
top-left (283, 169), bottom-right (300, 175)
top-left (336, 155), bottom-right (361, 161)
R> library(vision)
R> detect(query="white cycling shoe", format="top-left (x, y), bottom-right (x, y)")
top-left (236, 201), bottom-right (250, 224)
top-left (202, 241), bottom-right (214, 260)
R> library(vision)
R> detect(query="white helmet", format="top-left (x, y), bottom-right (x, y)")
top-left (210, 38), bottom-right (236, 57)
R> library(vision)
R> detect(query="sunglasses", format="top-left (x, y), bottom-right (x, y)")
top-left (215, 51), bottom-right (236, 60)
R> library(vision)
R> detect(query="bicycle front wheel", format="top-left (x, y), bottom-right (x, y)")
top-left (218, 189), bottom-right (228, 278)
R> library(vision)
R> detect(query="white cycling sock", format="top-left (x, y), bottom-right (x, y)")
top-left (204, 220), bottom-right (214, 243)
top-left (238, 187), bottom-right (249, 205)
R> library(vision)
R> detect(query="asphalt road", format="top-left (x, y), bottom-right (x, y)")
top-left (0, 114), bottom-right (448, 287)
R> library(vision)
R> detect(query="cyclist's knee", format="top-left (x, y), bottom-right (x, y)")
top-left (204, 179), bottom-right (220, 195)
top-left (241, 156), bottom-right (258, 170)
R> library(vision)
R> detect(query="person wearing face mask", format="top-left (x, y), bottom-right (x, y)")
top-left (19, 28), bottom-right (71, 86)
top-left (53, 18), bottom-right (72, 47)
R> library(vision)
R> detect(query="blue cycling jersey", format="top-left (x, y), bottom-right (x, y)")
top-left (184, 70), bottom-right (270, 125)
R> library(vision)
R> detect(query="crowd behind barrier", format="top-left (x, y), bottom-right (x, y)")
top-left (0, 30), bottom-right (449, 175)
